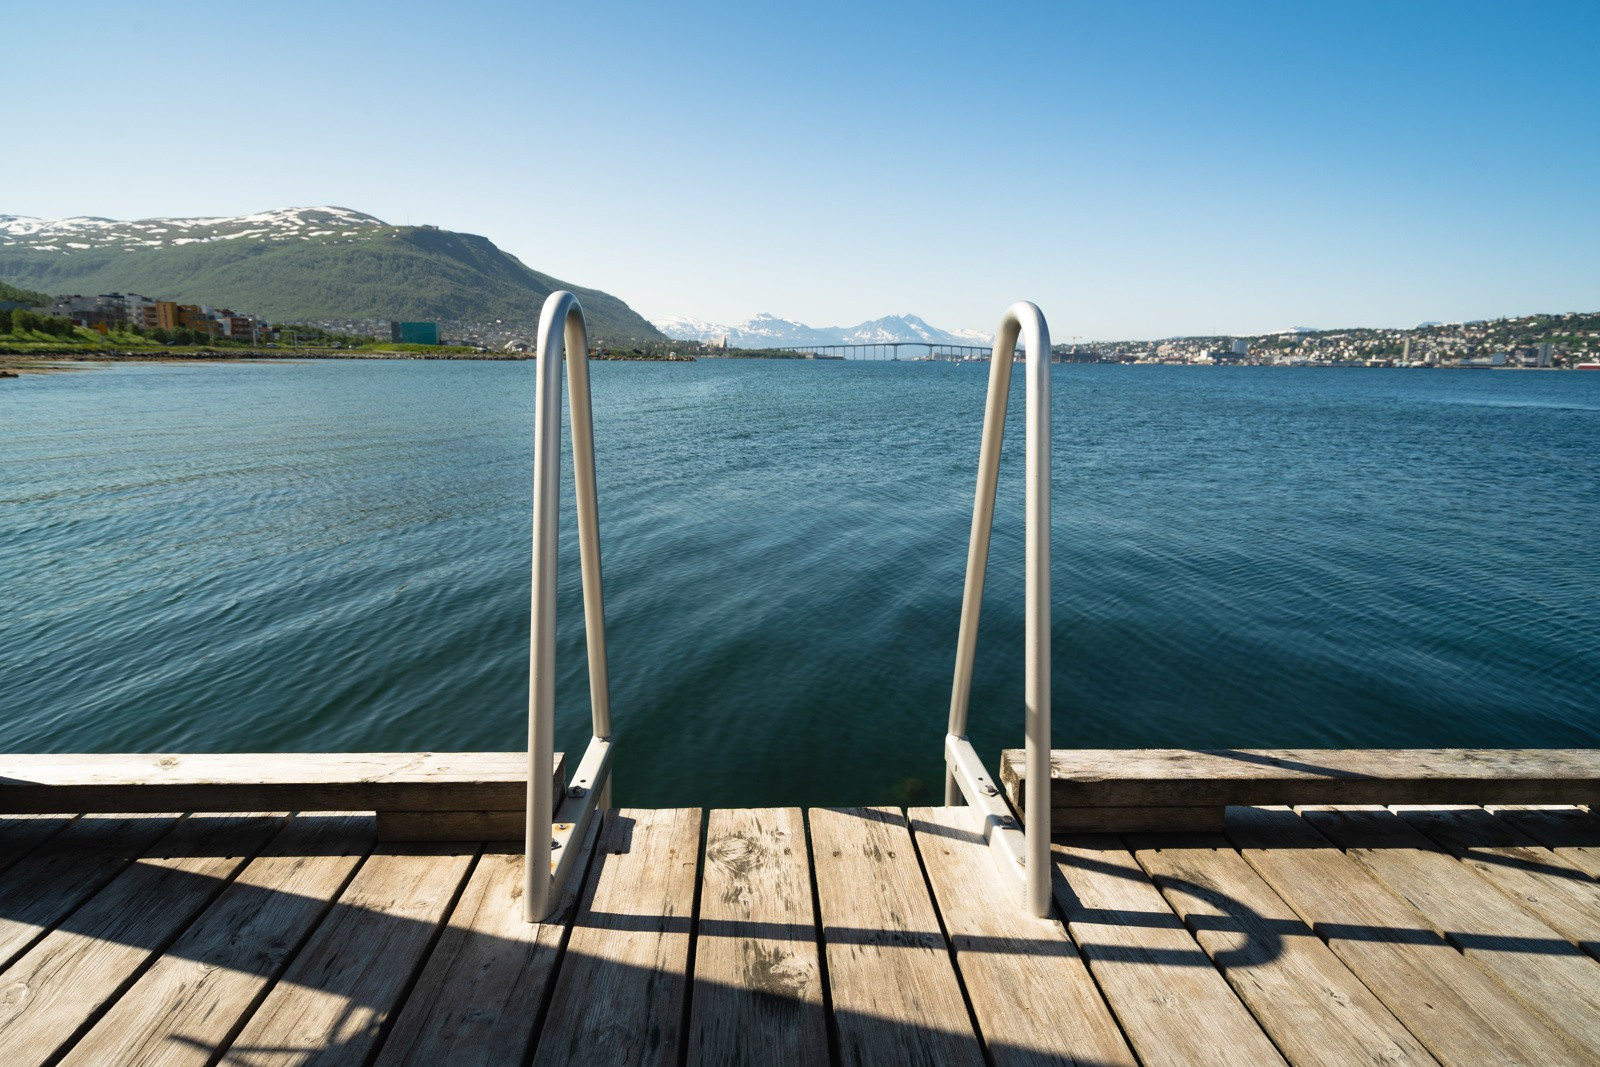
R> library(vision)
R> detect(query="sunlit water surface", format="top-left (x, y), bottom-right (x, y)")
top-left (4, 360), bottom-right (1597, 805)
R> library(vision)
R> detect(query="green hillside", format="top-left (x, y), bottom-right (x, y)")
top-left (0, 227), bottom-right (663, 342)
top-left (0, 279), bottom-right (48, 305)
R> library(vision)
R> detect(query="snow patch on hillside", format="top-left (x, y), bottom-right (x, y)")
top-left (0, 206), bottom-right (387, 252)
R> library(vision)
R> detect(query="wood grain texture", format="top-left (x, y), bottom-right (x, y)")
top-left (1129, 834), bottom-right (1435, 1066)
top-left (910, 806), bottom-right (1135, 1067)
top-left (374, 809), bottom-right (524, 842)
top-left (1051, 833), bottom-right (1285, 1066)
top-left (58, 813), bottom-right (373, 1067)
top-left (374, 823), bottom-right (599, 1067)
top-left (810, 806), bottom-right (986, 1067)
top-left (0, 813), bottom-right (287, 1067)
top-left (0, 813), bottom-right (180, 970)
top-left (1396, 805), bottom-right (1600, 959)
top-left (1229, 805), bottom-right (1590, 1066)
top-left (1002, 749), bottom-right (1600, 815)
top-left (0, 752), bottom-right (563, 814)
top-left (221, 845), bottom-right (476, 1067)
top-left (688, 807), bottom-right (827, 1067)
top-left (0, 815), bottom-right (76, 877)
top-left (1488, 804), bottom-right (1600, 880)
top-left (533, 808), bottom-right (702, 1067)
top-left (1300, 804), bottom-right (1600, 1059)
top-left (1052, 807), bottom-right (1225, 832)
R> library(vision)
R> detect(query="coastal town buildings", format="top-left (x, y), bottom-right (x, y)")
top-left (35, 292), bottom-right (268, 341)
top-left (1058, 312), bottom-right (1599, 368)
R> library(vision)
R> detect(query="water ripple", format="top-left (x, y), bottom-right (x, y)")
top-left (3, 360), bottom-right (1598, 804)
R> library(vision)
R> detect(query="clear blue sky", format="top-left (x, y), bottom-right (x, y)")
top-left (8, 0), bottom-right (1598, 338)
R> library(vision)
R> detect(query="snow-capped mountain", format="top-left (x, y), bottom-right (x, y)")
top-left (0, 206), bottom-right (385, 252)
top-left (0, 206), bottom-right (663, 339)
top-left (653, 311), bottom-right (992, 348)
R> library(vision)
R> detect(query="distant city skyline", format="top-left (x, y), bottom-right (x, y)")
top-left (7, 0), bottom-right (1598, 339)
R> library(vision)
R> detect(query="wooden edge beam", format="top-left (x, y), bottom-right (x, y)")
top-left (1002, 749), bottom-right (1600, 814)
top-left (0, 752), bottom-right (566, 816)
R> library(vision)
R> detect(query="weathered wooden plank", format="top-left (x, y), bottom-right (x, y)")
top-left (1489, 804), bottom-right (1600, 880)
top-left (375, 809), bottom-right (524, 842)
top-left (0, 813), bottom-right (179, 970)
top-left (1396, 805), bottom-right (1600, 959)
top-left (374, 822), bottom-right (600, 1067)
top-left (0, 815), bottom-right (76, 877)
top-left (0, 752), bottom-right (564, 814)
top-left (687, 808), bottom-right (827, 1067)
top-left (810, 806), bottom-right (985, 1066)
top-left (219, 844), bottom-right (475, 1066)
top-left (58, 813), bottom-right (373, 1067)
top-left (1051, 833), bottom-right (1285, 1065)
top-left (1001, 749), bottom-right (1600, 817)
top-left (1300, 804), bottom-right (1600, 1059)
top-left (0, 813), bottom-right (288, 1067)
top-left (910, 806), bottom-right (1135, 1067)
top-left (533, 808), bottom-right (702, 1067)
top-left (1129, 833), bottom-right (1436, 1066)
top-left (1230, 805), bottom-right (1591, 1066)
top-left (1054, 807), bottom-right (1225, 832)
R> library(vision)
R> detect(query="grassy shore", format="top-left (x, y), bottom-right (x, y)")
top-left (0, 348), bottom-right (696, 376)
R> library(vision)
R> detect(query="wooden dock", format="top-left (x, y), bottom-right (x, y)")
top-left (4, 793), bottom-right (1600, 1064)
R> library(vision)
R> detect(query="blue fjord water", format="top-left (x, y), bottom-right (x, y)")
top-left (3, 359), bottom-right (1597, 807)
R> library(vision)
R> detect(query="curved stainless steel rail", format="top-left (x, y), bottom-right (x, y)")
top-left (944, 301), bottom-right (1053, 917)
top-left (526, 291), bottom-right (615, 922)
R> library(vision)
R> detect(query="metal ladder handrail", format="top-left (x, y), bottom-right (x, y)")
top-left (526, 290), bottom-right (615, 923)
top-left (944, 301), bottom-right (1052, 917)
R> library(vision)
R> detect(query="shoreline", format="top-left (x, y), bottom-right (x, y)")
top-left (0, 348), bottom-right (696, 374)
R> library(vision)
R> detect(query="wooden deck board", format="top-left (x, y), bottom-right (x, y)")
top-left (1396, 804), bottom-right (1600, 959)
top-left (373, 822), bottom-right (600, 1067)
top-left (687, 807), bottom-right (827, 1067)
top-left (1129, 832), bottom-right (1436, 1066)
top-left (58, 813), bottom-right (373, 1067)
top-left (1300, 804), bottom-right (1600, 1060)
top-left (1229, 805), bottom-right (1592, 1066)
top-left (0, 813), bottom-right (287, 1067)
top-left (220, 844), bottom-right (476, 1066)
top-left (810, 806), bottom-right (986, 1067)
top-left (1489, 804), bottom-right (1600, 880)
top-left (1051, 833), bottom-right (1286, 1065)
top-left (0, 813), bottom-right (181, 970)
top-left (10, 789), bottom-right (1600, 1067)
top-left (532, 807), bottom-right (703, 1067)
top-left (0, 815), bottom-right (77, 877)
top-left (910, 806), bottom-right (1136, 1067)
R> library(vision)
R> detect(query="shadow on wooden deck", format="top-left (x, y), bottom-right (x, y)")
top-left (1, 804), bottom-right (1598, 1065)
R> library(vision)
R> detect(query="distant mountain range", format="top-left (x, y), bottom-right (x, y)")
top-left (0, 207), bottom-right (663, 342)
top-left (654, 311), bottom-right (993, 348)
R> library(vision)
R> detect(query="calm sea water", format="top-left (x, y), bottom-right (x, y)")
top-left (4, 359), bottom-right (1597, 806)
